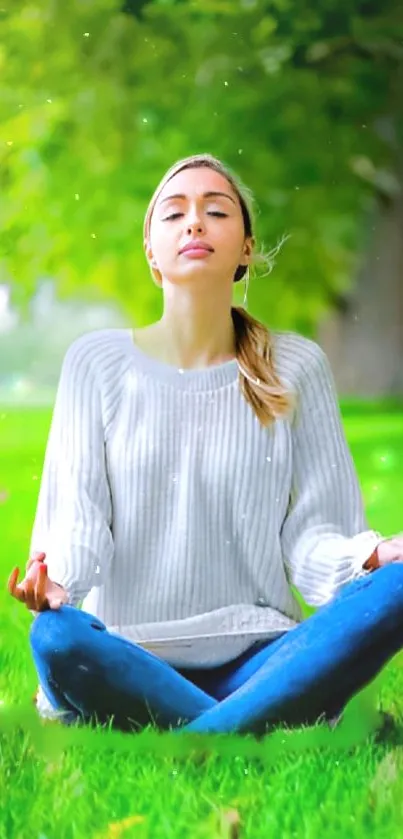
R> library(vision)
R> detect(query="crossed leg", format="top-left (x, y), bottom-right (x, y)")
top-left (30, 564), bottom-right (403, 734)
top-left (182, 564), bottom-right (403, 733)
top-left (30, 606), bottom-right (218, 729)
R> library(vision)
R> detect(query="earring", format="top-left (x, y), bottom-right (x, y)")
top-left (243, 267), bottom-right (250, 308)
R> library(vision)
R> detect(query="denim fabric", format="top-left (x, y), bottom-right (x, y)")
top-left (30, 564), bottom-right (403, 734)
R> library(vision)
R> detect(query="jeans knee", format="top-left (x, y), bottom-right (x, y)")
top-left (29, 605), bottom-right (106, 664)
top-left (374, 562), bottom-right (403, 594)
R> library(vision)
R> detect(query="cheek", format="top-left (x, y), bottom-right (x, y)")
top-left (216, 224), bottom-right (245, 259)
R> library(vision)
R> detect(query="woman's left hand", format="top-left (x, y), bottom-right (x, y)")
top-left (375, 537), bottom-right (403, 566)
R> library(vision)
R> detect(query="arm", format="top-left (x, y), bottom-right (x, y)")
top-left (280, 341), bottom-right (387, 607)
top-left (29, 335), bottom-right (114, 606)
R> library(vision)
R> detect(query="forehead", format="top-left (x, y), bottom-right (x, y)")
top-left (157, 167), bottom-right (237, 203)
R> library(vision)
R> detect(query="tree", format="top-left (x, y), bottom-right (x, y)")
top-left (1, 0), bottom-right (402, 391)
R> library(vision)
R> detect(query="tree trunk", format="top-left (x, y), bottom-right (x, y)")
top-left (317, 191), bottom-right (403, 397)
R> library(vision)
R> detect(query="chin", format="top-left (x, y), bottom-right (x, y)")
top-left (167, 268), bottom-right (217, 283)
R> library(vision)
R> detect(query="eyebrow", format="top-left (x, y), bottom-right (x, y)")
top-left (158, 191), bottom-right (237, 206)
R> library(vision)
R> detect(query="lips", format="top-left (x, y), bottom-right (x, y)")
top-left (179, 241), bottom-right (214, 254)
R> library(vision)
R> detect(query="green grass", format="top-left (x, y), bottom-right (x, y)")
top-left (1, 403), bottom-right (403, 839)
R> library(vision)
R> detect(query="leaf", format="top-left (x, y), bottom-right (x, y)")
top-left (2, 0), bottom-right (400, 335)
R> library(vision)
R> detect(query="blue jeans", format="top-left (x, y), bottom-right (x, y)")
top-left (30, 564), bottom-right (403, 734)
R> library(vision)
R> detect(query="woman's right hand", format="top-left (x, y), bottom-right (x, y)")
top-left (7, 551), bottom-right (68, 612)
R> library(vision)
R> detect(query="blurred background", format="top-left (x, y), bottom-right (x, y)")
top-left (1, 0), bottom-right (403, 403)
top-left (0, 7), bottom-right (403, 833)
top-left (0, 0), bottom-right (402, 541)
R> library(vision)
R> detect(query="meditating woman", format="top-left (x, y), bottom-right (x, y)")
top-left (8, 153), bottom-right (403, 735)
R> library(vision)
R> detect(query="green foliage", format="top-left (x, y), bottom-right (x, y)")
top-left (1, 0), bottom-right (402, 332)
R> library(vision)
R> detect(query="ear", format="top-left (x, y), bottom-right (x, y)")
top-left (144, 239), bottom-right (157, 268)
top-left (241, 236), bottom-right (255, 266)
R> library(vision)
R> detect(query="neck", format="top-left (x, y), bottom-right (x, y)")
top-left (156, 290), bottom-right (237, 369)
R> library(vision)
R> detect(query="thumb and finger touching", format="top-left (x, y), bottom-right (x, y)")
top-left (7, 558), bottom-right (65, 611)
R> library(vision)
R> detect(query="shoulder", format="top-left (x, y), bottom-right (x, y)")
top-left (61, 328), bottom-right (132, 378)
top-left (271, 330), bottom-right (332, 389)
top-left (58, 329), bottom-right (132, 431)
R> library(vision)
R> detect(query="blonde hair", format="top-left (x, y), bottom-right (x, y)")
top-left (143, 153), bottom-right (295, 428)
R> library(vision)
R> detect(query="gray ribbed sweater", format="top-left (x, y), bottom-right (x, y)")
top-left (30, 327), bottom-right (384, 672)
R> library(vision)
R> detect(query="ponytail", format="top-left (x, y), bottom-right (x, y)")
top-left (232, 307), bottom-right (295, 428)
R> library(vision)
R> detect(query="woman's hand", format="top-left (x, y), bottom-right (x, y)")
top-left (376, 537), bottom-right (403, 566)
top-left (364, 536), bottom-right (403, 571)
top-left (7, 551), bottom-right (68, 612)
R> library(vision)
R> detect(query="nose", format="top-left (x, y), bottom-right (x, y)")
top-left (186, 206), bottom-right (205, 235)
top-left (187, 221), bottom-right (204, 235)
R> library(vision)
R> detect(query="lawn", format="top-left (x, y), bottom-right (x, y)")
top-left (1, 403), bottom-right (403, 839)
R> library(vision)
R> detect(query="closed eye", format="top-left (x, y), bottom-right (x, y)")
top-left (163, 211), bottom-right (228, 221)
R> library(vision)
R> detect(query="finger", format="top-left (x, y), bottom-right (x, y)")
top-left (7, 568), bottom-right (25, 602)
top-left (34, 563), bottom-right (48, 607)
top-left (26, 551), bottom-right (46, 572)
top-left (24, 578), bottom-right (38, 611)
top-left (7, 567), bottom-right (20, 595)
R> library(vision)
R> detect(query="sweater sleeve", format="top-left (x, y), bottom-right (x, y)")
top-left (280, 341), bottom-right (387, 607)
top-left (29, 336), bottom-right (114, 606)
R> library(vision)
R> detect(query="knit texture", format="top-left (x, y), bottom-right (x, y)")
top-left (30, 327), bottom-right (384, 673)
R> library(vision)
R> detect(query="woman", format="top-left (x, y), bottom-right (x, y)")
top-left (8, 153), bottom-right (403, 735)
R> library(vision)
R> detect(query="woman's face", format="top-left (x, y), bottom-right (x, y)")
top-left (146, 167), bottom-right (254, 288)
